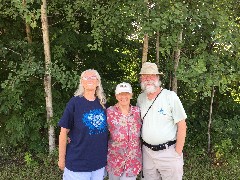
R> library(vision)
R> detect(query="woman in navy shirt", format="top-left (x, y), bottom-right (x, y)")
top-left (58, 69), bottom-right (108, 180)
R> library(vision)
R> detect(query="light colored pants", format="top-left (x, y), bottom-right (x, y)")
top-left (141, 144), bottom-right (183, 180)
top-left (63, 167), bottom-right (105, 180)
top-left (108, 171), bottom-right (137, 180)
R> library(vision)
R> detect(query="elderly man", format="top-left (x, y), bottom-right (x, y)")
top-left (137, 62), bottom-right (187, 180)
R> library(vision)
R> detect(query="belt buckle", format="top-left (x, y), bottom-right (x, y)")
top-left (164, 143), bottom-right (168, 150)
top-left (151, 146), bottom-right (157, 151)
top-left (160, 145), bottom-right (165, 150)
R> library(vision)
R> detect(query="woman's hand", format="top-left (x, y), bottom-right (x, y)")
top-left (58, 127), bottom-right (70, 171)
top-left (58, 158), bottom-right (65, 171)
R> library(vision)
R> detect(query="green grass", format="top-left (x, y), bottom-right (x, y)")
top-left (183, 153), bottom-right (239, 180)
top-left (0, 164), bottom-right (62, 180)
top-left (0, 150), bottom-right (239, 180)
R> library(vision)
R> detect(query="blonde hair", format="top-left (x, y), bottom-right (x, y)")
top-left (74, 69), bottom-right (106, 108)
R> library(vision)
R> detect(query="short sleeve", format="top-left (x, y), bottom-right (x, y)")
top-left (169, 91), bottom-right (187, 124)
top-left (58, 97), bottom-right (75, 129)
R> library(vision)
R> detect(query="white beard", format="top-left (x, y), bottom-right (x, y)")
top-left (141, 80), bottom-right (161, 94)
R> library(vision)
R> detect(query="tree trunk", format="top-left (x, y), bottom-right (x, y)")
top-left (156, 30), bottom-right (160, 68)
top-left (41, 0), bottom-right (55, 153)
top-left (172, 30), bottom-right (183, 94)
top-left (208, 86), bottom-right (215, 155)
top-left (142, 0), bottom-right (149, 64)
top-left (142, 33), bottom-right (148, 64)
top-left (168, 73), bottom-right (172, 90)
top-left (22, 0), bottom-right (32, 43)
top-left (25, 24), bottom-right (32, 43)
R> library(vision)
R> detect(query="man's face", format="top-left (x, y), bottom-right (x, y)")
top-left (140, 74), bottom-right (160, 94)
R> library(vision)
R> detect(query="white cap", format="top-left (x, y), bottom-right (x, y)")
top-left (115, 82), bottom-right (132, 95)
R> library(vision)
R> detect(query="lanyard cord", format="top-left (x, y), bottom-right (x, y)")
top-left (142, 89), bottom-right (163, 120)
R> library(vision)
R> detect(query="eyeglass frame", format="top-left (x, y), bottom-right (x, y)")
top-left (82, 76), bottom-right (98, 81)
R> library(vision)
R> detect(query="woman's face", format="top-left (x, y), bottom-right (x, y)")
top-left (81, 71), bottom-right (99, 91)
top-left (116, 92), bottom-right (132, 106)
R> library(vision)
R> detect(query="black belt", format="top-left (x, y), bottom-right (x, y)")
top-left (142, 140), bottom-right (176, 151)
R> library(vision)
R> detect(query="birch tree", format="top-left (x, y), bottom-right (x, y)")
top-left (142, 0), bottom-right (149, 64)
top-left (41, 0), bottom-right (55, 153)
top-left (155, 31), bottom-right (160, 68)
top-left (172, 30), bottom-right (182, 93)
top-left (208, 86), bottom-right (215, 154)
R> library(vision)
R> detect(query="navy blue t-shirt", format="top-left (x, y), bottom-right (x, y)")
top-left (58, 96), bottom-right (108, 172)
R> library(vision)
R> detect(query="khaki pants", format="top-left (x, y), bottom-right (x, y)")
top-left (141, 144), bottom-right (183, 180)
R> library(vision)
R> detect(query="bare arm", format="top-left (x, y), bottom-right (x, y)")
top-left (58, 127), bottom-right (70, 170)
top-left (175, 120), bottom-right (187, 155)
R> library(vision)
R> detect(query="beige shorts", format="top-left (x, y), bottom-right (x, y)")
top-left (142, 144), bottom-right (183, 180)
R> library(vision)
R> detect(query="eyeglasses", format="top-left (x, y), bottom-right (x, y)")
top-left (82, 76), bottom-right (98, 80)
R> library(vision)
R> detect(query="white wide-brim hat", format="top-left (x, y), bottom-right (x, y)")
top-left (139, 62), bottom-right (163, 75)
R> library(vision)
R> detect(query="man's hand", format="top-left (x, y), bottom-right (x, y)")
top-left (175, 149), bottom-right (182, 156)
top-left (175, 120), bottom-right (187, 155)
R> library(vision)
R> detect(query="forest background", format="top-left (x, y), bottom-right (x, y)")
top-left (0, 0), bottom-right (239, 179)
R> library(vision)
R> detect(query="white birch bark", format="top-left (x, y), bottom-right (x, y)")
top-left (208, 86), bottom-right (215, 154)
top-left (156, 30), bottom-right (160, 67)
top-left (41, 0), bottom-right (55, 153)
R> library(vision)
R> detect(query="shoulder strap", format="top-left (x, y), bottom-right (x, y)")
top-left (142, 89), bottom-right (163, 120)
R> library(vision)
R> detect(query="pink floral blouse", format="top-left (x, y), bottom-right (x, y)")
top-left (106, 105), bottom-right (142, 177)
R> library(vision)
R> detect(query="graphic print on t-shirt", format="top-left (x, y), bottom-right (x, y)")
top-left (158, 108), bottom-right (166, 115)
top-left (82, 109), bottom-right (107, 135)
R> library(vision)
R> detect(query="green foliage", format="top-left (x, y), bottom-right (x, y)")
top-left (0, 0), bottom-right (239, 171)
top-left (211, 115), bottom-right (240, 163)
top-left (213, 138), bottom-right (233, 162)
top-left (24, 152), bottom-right (39, 167)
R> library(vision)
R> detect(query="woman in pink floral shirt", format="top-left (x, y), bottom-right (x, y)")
top-left (106, 82), bottom-right (142, 180)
